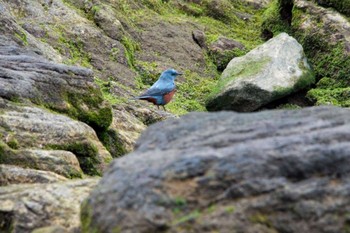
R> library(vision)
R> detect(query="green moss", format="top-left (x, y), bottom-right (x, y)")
top-left (0, 142), bottom-right (6, 164)
top-left (61, 88), bottom-right (113, 132)
top-left (167, 70), bottom-right (218, 114)
top-left (261, 0), bottom-right (291, 38)
top-left (172, 210), bottom-right (201, 225)
top-left (59, 37), bottom-right (92, 68)
top-left (97, 129), bottom-right (127, 158)
top-left (209, 47), bottom-right (248, 71)
top-left (14, 31), bottom-right (28, 46)
top-left (81, 200), bottom-right (100, 233)
top-left (94, 77), bottom-right (128, 105)
top-left (109, 47), bottom-right (120, 62)
top-left (307, 88), bottom-right (350, 106)
top-left (249, 213), bottom-right (273, 228)
top-left (135, 61), bottom-right (160, 86)
top-left (272, 63), bottom-right (315, 98)
top-left (120, 35), bottom-right (141, 70)
top-left (207, 56), bottom-right (271, 101)
top-left (224, 205), bottom-right (235, 214)
top-left (277, 103), bottom-right (302, 109)
top-left (7, 138), bottom-right (19, 150)
top-left (47, 142), bottom-right (101, 176)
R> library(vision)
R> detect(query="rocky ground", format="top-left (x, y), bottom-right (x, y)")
top-left (0, 0), bottom-right (349, 232)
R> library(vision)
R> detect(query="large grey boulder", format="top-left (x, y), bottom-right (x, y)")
top-left (82, 106), bottom-right (350, 233)
top-left (0, 98), bottom-right (112, 177)
top-left (206, 33), bottom-right (315, 112)
top-left (0, 178), bottom-right (98, 233)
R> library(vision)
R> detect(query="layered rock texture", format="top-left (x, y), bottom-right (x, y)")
top-left (206, 33), bottom-right (314, 111)
top-left (0, 179), bottom-right (98, 233)
top-left (82, 106), bottom-right (350, 233)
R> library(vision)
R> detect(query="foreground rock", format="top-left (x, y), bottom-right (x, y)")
top-left (206, 33), bottom-right (314, 112)
top-left (0, 179), bottom-right (98, 233)
top-left (0, 98), bottom-right (112, 177)
top-left (83, 106), bottom-right (350, 233)
top-left (0, 165), bottom-right (67, 185)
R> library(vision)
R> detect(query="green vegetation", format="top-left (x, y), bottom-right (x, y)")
top-left (97, 129), bottom-right (128, 158)
top-left (121, 35), bottom-right (141, 70)
top-left (249, 212), bottom-right (273, 228)
top-left (167, 70), bottom-right (218, 114)
top-left (81, 200), bottom-right (99, 233)
top-left (94, 77), bottom-right (128, 105)
top-left (47, 142), bottom-right (101, 176)
top-left (172, 210), bottom-right (201, 225)
top-left (7, 138), bottom-right (19, 150)
top-left (58, 36), bottom-right (92, 68)
top-left (14, 31), bottom-right (28, 46)
top-left (206, 56), bottom-right (271, 102)
top-left (261, 0), bottom-right (291, 38)
top-left (224, 205), bottom-right (235, 214)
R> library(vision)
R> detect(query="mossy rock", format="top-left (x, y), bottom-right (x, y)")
top-left (262, 0), bottom-right (350, 107)
top-left (206, 33), bottom-right (314, 112)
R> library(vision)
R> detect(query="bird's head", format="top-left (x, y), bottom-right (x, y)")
top-left (160, 68), bottom-right (182, 81)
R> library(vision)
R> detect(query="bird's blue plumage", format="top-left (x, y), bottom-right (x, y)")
top-left (135, 69), bottom-right (182, 107)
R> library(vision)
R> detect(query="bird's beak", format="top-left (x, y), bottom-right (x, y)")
top-left (177, 73), bottom-right (183, 76)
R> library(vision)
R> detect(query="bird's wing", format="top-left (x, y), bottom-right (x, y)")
top-left (139, 86), bottom-right (174, 97)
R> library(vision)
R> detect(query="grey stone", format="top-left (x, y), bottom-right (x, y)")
top-left (82, 106), bottom-right (350, 233)
top-left (0, 165), bottom-right (67, 185)
top-left (0, 98), bottom-right (112, 176)
top-left (206, 33), bottom-right (315, 112)
top-left (0, 179), bottom-right (98, 233)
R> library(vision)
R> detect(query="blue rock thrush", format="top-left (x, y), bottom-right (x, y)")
top-left (135, 68), bottom-right (182, 111)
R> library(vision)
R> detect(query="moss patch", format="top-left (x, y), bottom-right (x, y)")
top-left (81, 200), bottom-right (99, 233)
top-left (207, 56), bottom-right (271, 102)
top-left (47, 142), bottom-right (101, 176)
top-left (97, 129), bottom-right (127, 158)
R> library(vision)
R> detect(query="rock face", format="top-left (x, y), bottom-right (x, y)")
top-left (0, 7), bottom-right (112, 132)
top-left (0, 179), bottom-right (98, 233)
top-left (0, 98), bottom-right (112, 177)
top-left (206, 33), bottom-right (315, 112)
top-left (0, 165), bottom-right (67, 185)
top-left (82, 106), bottom-right (350, 233)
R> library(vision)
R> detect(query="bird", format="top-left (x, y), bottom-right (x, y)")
top-left (134, 68), bottom-right (182, 111)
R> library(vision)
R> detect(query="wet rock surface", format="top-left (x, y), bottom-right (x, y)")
top-left (83, 106), bottom-right (350, 233)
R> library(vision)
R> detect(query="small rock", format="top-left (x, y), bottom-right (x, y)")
top-left (192, 30), bottom-right (207, 49)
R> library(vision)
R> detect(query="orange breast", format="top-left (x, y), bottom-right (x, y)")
top-left (163, 89), bottom-right (176, 105)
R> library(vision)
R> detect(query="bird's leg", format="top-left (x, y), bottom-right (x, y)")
top-left (157, 105), bottom-right (159, 110)
top-left (162, 105), bottom-right (166, 111)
